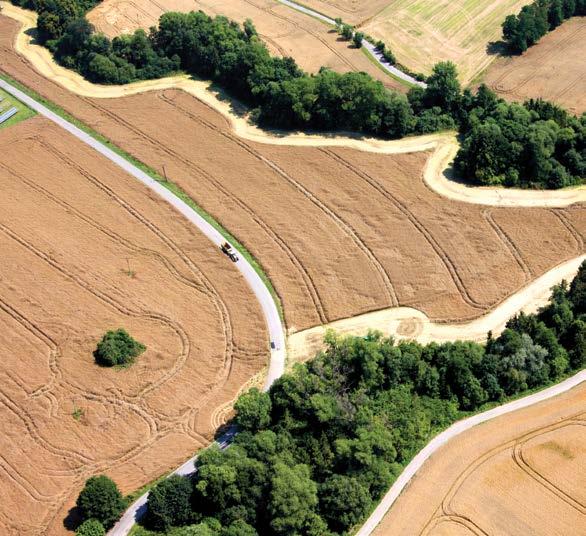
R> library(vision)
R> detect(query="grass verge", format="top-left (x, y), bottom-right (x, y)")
top-left (0, 71), bottom-right (284, 322)
top-left (0, 85), bottom-right (36, 128)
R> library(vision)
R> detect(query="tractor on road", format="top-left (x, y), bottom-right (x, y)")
top-left (220, 242), bottom-right (239, 262)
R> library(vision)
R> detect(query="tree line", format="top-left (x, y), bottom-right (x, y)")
top-left (74, 262), bottom-right (586, 535)
top-left (502, 0), bottom-right (586, 53)
top-left (11, 0), bottom-right (584, 188)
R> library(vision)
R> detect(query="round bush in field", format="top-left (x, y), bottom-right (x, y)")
top-left (94, 328), bottom-right (146, 366)
top-left (76, 475), bottom-right (126, 529)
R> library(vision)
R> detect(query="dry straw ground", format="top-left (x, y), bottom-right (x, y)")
top-left (1, 13), bottom-right (584, 337)
top-left (295, 0), bottom-right (535, 83)
top-left (86, 0), bottom-right (407, 91)
top-left (373, 382), bottom-right (586, 535)
top-left (0, 9), bottom-right (585, 535)
top-left (482, 16), bottom-right (586, 115)
top-left (0, 117), bottom-right (267, 535)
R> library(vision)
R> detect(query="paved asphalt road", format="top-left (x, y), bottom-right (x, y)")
top-left (274, 0), bottom-right (426, 87)
top-left (356, 368), bottom-right (586, 535)
top-left (3, 78), bottom-right (585, 536)
top-left (0, 77), bottom-right (285, 536)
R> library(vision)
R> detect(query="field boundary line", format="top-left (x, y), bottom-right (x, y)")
top-left (355, 368), bottom-right (586, 535)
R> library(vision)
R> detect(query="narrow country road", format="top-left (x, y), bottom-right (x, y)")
top-left (2, 77), bottom-right (585, 536)
top-left (355, 368), bottom-right (586, 535)
top-left (273, 0), bottom-right (426, 87)
top-left (0, 77), bottom-right (286, 536)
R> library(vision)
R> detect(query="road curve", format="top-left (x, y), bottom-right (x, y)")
top-left (0, 77), bottom-right (286, 536)
top-left (355, 367), bottom-right (586, 536)
top-left (273, 0), bottom-right (426, 87)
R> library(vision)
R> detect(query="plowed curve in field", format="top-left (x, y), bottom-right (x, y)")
top-left (0, 115), bottom-right (271, 535)
top-left (3, 2), bottom-right (584, 208)
top-left (287, 254), bottom-right (586, 364)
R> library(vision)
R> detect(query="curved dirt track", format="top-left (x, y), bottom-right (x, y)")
top-left (3, 2), bottom-right (584, 208)
top-left (288, 254), bottom-right (586, 363)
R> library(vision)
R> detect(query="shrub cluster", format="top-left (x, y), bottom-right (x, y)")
top-left (14, 0), bottom-right (585, 188)
top-left (502, 0), bottom-right (586, 53)
top-left (135, 263), bottom-right (586, 535)
top-left (94, 328), bottom-right (145, 366)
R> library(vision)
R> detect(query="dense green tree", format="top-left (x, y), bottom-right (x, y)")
top-left (234, 388), bottom-right (272, 432)
top-left (221, 519), bottom-right (258, 536)
top-left (352, 31), bottom-right (364, 48)
top-left (268, 462), bottom-right (320, 535)
top-left (76, 475), bottom-right (125, 529)
top-left (569, 261), bottom-right (586, 314)
top-left (340, 24), bottom-right (353, 40)
top-left (75, 519), bottom-right (105, 536)
top-left (319, 475), bottom-right (371, 532)
top-left (146, 475), bottom-right (194, 531)
top-left (420, 61), bottom-right (461, 114)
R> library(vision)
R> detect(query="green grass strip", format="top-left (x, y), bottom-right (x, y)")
top-left (0, 86), bottom-right (36, 129)
top-left (0, 71), bottom-right (284, 321)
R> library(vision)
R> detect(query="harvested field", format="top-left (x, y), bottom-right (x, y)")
top-left (353, 0), bottom-right (534, 83)
top-left (0, 117), bottom-right (267, 535)
top-left (482, 17), bottom-right (586, 115)
top-left (86, 0), bottom-right (406, 91)
top-left (1, 12), bottom-right (585, 337)
top-left (373, 382), bottom-right (586, 535)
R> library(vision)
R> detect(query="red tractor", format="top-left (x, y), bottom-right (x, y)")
top-left (220, 242), bottom-right (239, 262)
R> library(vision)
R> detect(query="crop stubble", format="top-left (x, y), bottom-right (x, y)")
top-left (0, 117), bottom-right (267, 535)
top-left (293, 0), bottom-right (535, 82)
top-left (1, 13), bottom-right (584, 336)
top-left (482, 17), bottom-right (586, 115)
top-left (1, 13), bottom-right (586, 533)
top-left (86, 0), bottom-right (406, 91)
top-left (373, 383), bottom-right (586, 535)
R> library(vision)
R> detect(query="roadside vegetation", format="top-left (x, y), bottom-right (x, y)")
top-left (76, 262), bottom-right (586, 535)
top-left (502, 0), bottom-right (586, 52)
top-left (0, 86), bottom-right (35, 128)
top-left (8, 0), bottom-right (586, 188)
top-left (94, 328), bottom-right (145, 366)
top-left (76, 475), bottom-right (126, 532)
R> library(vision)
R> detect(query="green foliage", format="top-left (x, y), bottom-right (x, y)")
top-left (94, 328), bottom-right (145, 366)
top-left (146, 475), bottom-right (194, 531)
top-left (126, 262), bottom-right (586, 535)
top-left (352, 32), bottom-right (364, 48)
top-left (455, 93), bottom-right (584, 188)
top-left (340, 24), bottom-right (353, 40)
top-left (319, 475), bottom-right (371, 532)
top-left (75, 519), bottom-right (105, 536)
top-left (18, 2), bottom-right (584, 194)
top-left (76, 475), bottom-right (125, 529)
top-left (569, 261), bottom-right (586, 314)
top-left (268, 463), bottom-right (320, 535)
top-left (234, 387), bottom-right (272, 432)
top-left (501, 0), bottom-right (586, 53)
